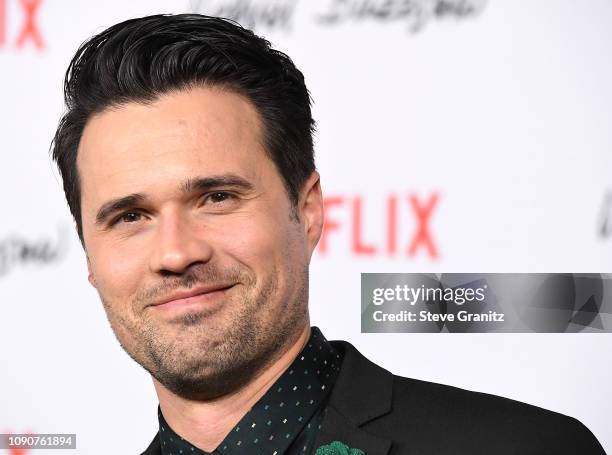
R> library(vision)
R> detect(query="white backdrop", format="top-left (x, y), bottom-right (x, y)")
top-left (0, 0), bottom-right (611, 453)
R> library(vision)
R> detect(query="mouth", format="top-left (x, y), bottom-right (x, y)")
top-left (149, 284), bottom-right (236, 311)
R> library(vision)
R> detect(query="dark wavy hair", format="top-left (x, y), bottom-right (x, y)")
top-left (50, 13), bottom-right (316, 246)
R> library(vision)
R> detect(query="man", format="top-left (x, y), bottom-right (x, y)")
top-left (50, 13), bottom-right (606, 455)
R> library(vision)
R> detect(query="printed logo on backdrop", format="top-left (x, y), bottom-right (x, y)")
top-left (316, 192), bottom-right (440, 260)
top-left (0, 432), bottom-right (30, 454)
top-left (316, 0), bottom-right (487, 33)
top-left (188, 0), bottom-right (298, 31)
top-left (0, 0), bottom-right (45, 51)
top-left (361, 273), bottom-right (612, 333)
top-left (187, 0), bottom-right (487, 33)
top-left (0, 227), bottom-right (68, 279)
top-left (599, 190), bottom-right (611, 240)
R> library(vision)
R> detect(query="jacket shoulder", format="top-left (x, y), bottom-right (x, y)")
top-left (330, 339), bottom-right (605, 454)
top-left (375, 373), bottom-right (606, 454)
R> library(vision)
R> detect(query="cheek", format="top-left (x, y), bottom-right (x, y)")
top-left (218, 214), bottom-right (280, 265)
top-left (88, 239), bottom-right (146, 303)
top-left (218, 210), bottom-right (305, 284)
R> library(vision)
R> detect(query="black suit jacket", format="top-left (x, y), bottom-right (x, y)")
top-left (141, 340), bottom-right (607, 455)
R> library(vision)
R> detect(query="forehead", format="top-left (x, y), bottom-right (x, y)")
top-left (77, 86), bottom-right (270, 201)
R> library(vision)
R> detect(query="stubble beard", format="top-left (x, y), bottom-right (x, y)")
top-left (100, 262), bottom-right (309, 401)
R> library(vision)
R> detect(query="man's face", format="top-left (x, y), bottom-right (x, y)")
top-left (77, 86), bottom-right (323, 400)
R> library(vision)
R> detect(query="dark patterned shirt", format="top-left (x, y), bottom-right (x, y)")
top-left (158, 326), bottom-right (343, 455)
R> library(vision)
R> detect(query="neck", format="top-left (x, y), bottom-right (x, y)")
top-left (153, 323), bottom-right (311, 452)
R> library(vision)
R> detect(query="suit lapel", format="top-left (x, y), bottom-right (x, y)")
top-left (314, 406), bottom-right (392, 455)
top-left (312, 340), bottom-right (394, 455)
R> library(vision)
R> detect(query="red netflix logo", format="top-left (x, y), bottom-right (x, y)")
top-left (0, 0), bottom-right (44, 50)
top-left (317, 192), bottom-right (440, 259)
top-left (2, 432), bottom-right (30, 455)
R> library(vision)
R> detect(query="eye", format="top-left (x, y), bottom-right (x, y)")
top-left (203, 191), bottom-right (236, 205)
top-left (111, 211), bottom-right (143, 226)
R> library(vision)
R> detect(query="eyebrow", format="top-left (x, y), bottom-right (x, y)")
top-left (94, 174), bottom-right (255, 226)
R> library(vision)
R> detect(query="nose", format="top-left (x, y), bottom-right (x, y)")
top-left (149, 209), bottom-right (213, 275)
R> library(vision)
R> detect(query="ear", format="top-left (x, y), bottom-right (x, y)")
top-left (298, 171), bottom-right (324, 258)
top-left (86, 255), bottom-right (97, 288)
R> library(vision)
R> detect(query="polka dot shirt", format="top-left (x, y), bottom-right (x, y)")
top-left (158, 326), bottom-right (343, 455)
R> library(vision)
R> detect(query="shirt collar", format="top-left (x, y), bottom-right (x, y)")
top-left (158, 326), bottom-right (342, 455)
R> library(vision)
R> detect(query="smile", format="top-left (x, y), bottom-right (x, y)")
top-left (150, 284), bottom-right (236, 312)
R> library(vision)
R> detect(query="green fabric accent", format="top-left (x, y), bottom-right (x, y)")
top-left (315, 440), bottom-right (365, 455)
